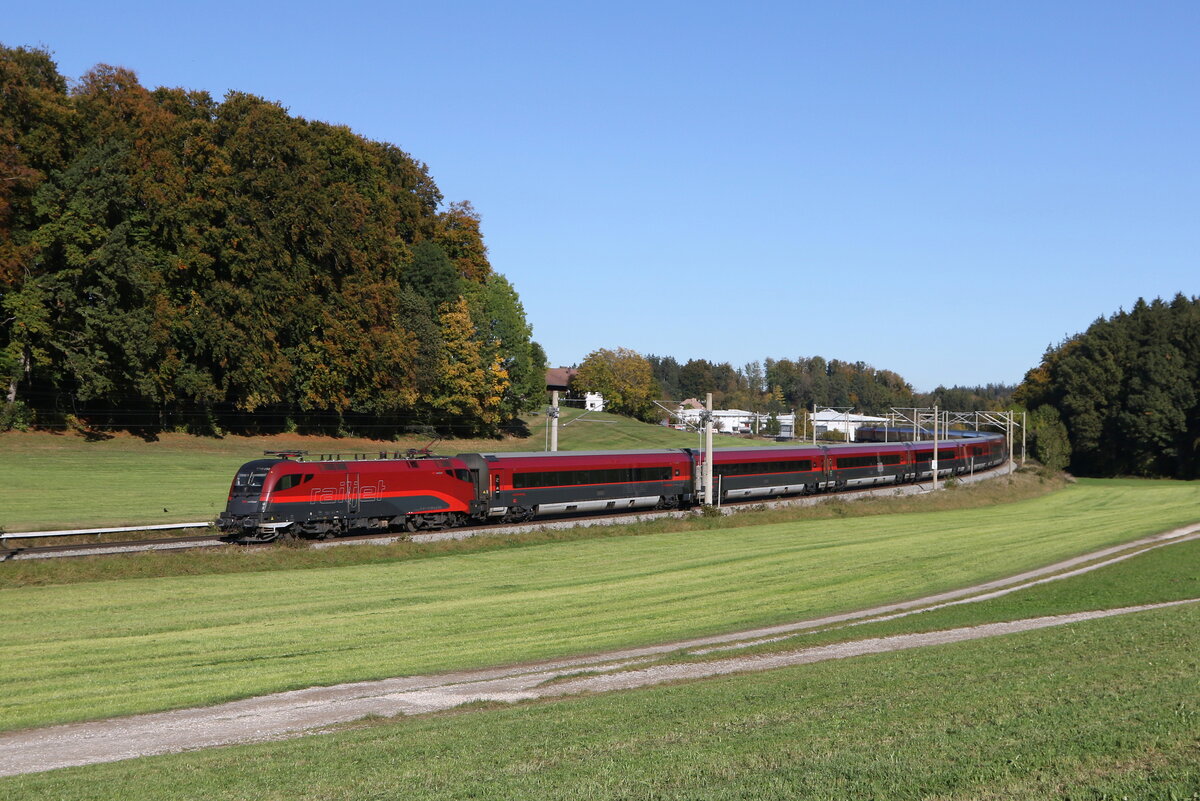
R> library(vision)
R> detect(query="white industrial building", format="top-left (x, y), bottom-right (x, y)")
top-left (811, 408), bottom-right (887, 441)
top-left (673, 405), bottom-right (886, 441)
top-left (675, 404), bottom-right (796, 438)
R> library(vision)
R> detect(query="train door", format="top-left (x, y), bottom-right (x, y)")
top-left (344, 472), bottom-right (361, 515)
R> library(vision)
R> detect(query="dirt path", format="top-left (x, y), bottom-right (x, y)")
top-left (2, 522), bottom-right (1196, 778)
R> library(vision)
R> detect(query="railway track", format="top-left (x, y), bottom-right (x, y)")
top-left (1, 462), bottom-right (1015, 561)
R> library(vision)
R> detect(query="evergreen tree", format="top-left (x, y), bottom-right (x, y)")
top-left (1017, 294), bottom-right (1199, 478)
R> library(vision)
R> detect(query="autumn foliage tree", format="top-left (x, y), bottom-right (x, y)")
top-left (572, 348), bottom-right (658, 421)
top-left (0, 45), bottom-right (544, 436)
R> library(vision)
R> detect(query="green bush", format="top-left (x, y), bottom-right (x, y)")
top-left (0, 401), bottom-right (33, 431)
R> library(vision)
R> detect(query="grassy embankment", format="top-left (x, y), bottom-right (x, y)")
top-left (1, 477), bottom-right (1196, 733)
top-left (1, 407), bottom-right (775, 532)
top-left (2, 520), bottom-right (1198, 798)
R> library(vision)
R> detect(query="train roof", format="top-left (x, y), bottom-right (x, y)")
top-left (463, 449), bottom-right (690, 461)
top-left (856, 426), bottom-right (1005, 439)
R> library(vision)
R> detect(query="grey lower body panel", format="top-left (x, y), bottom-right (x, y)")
top-left (535, 496), bottom-right (662, 515)
top-left (724, 483), bottom-right (809, 499)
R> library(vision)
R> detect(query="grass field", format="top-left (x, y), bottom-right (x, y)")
top-left (2, 521), bottom-right (1197, 798)
top-left (0, 408), bottom-right (778, 531)
top-left (1, 478), bottom-right (1196, 733)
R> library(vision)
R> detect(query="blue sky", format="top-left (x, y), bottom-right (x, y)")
top-left (7, 1), bottom-right (1197, 391)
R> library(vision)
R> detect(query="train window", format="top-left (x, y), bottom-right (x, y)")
top-left (837, 456), bottom-right (877, 469)
top-left (274, 474), bottom-right (302, 491)
top-left (914, 451), bottom-right (933, 462)
top-left (880, 454), bottom-right (903, 465)
top-left (939, 449), bottom-right (954, 460)
top-left (514, 466), bottom-right (673, 488)
top-left (715, 460), bottom-right (812, 477)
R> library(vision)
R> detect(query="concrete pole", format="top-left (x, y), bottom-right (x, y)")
top-left (812, 403), bottom-right (817, 445)
top-left (549, 390), bottom-right (560, 452)
top-left (932, 405), bottom-right (939, 490)
top-left (704, 392), bottom-right (714, 505)
top-left (1008, 414), bottom-right (1014, 466)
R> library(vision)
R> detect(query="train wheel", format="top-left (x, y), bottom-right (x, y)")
top-left (502, 506), bottom-right (534, 523)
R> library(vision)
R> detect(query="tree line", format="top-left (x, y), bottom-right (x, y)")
top-left (571, 348), bottom-right (1013, 421)
top-left (0, 45), bottom-right (545, 437)
top-left (1017, 294), bottom-right (1199, 479)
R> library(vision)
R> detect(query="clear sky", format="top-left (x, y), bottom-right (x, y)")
top-left (7, 1), bottom-right (1198, 391)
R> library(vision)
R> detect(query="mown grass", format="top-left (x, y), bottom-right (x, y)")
top-left (631, 535), bottom-right (1200, 670)
top-left (0, 408), bottom-right (776, 531)
top-left (0, 478), bottom-right (1195, 733)
top-left (1, 468), bottom-right (1063, 588)
top-left (2, 535), bottom-right (1197, 798)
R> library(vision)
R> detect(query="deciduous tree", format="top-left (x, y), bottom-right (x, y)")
top-left (572, 347), bottom-right (658, 421)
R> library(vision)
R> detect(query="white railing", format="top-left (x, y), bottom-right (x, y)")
top-left (1, 522), bottom-right (213, 542)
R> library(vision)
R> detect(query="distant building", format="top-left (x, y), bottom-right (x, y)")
top-left (811, 408), bottom-right (887, 441)
top-left (675, 406), bottom-right (795, 438)
top-left (545, 367), bottom-right (576, 392)
top-left (545, 367), bottom-right (604, 411)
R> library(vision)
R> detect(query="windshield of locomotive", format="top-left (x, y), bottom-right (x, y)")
top-left (233, 468), bottom-right (270, 493)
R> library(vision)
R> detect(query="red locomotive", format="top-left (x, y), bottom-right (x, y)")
top-left (217, 432), bottom-right (1007, 542)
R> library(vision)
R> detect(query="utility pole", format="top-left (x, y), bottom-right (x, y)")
top-left (704, 392), bottom-right (714, 506)
top-left (1021, 411), bottom-right (1026, 465)
top-left (932, 405), bottom-right (939, 491)
top-left (548, 390), bottom-right (560, 452)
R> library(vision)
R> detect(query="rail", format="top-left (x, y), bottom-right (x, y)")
top-left (1, 522), bottom-right (212, 542)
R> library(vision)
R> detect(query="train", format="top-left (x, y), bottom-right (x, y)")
top-left (216, 429), bottom-right (1009, 542)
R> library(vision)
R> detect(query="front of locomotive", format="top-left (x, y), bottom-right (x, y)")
top-left (216, 458), bottom-right (286, 540)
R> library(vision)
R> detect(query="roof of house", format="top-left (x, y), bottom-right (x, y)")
top-left (545, 367), bottom-right (577, 390)
top-left (812, 408), bottom-right (888, 423)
